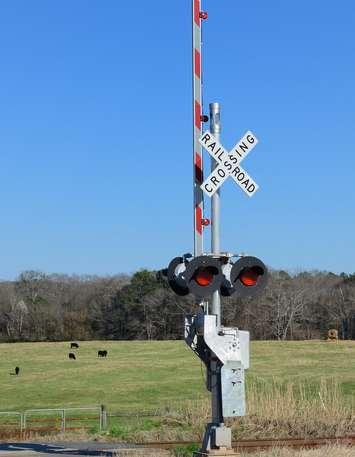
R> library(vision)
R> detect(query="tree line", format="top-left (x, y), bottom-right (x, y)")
top-left (0, 269), bottom-right (354, 342)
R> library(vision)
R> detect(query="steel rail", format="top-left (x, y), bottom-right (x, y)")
top-left (139, 436), bottom-right (355, 451)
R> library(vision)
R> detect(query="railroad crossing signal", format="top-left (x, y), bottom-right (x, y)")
top-left (220, 256), bottom-right (268, 298)
top-left (199, 130), bottom-right (259, 198)
top-left (166, 255), bottom-right (224, 299)
top-left (165, 255), bottom-right (268, 299)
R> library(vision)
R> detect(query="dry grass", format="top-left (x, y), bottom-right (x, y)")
top-left (113, 446), bottom-right (355, 457)
top-left (236, 378), bottom-right (355, 439)
top-left (125, 378), bottom-right (354, 442)
top-left (240, 446), bottom-right (355, 457)
top-left (113, 450), bottom-right (170, 456)
top-left (2, 378), bottom-right (353, 444)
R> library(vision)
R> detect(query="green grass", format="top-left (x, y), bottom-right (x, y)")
top-left (0, 340), bottom-right (353, 412)
top-left (172, 443), bottom-right (199, 456)
top-left (248, 340), bottom-right (355, 403)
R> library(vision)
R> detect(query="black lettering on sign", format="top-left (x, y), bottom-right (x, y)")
top-left (211, 176), bottom-right (219, 186)
top-left (204, 183), bottom-right (213, 193)
top-left (237, 172), bottom-right (245, 182)
top-left (201, 133), bottom-right (211, 144)
top-left (242, 179), bottom-right (249, 188)
top-left (231, 166), bottom-right (240, 177)
top-left (223, 161), bottom-right (232, 171)
top-left (217, 149), bottom-right (225, 161)
top-left (247, 134), bottom-right (255, 144)
top-left (247, 184), bottom-right (255, 193)
top-left (239, 142), bottom-right (248, 153)
top-left (228, 154), bottom-right (238, 165)
top-left (233, 148), bottom-right (243, 158)
top-left (208, 142), bottom-right (216, 152)
top-left (217, 169), bottom-right (226, 178)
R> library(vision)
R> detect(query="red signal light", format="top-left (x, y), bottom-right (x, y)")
top-left (194, 268), bottom-right (214, 286)
top-left (185, 257), bottom-right (223, 298)
top-left (222, 256), bottom-right (268, 297)
top-left (238, 267), bottom-right (263, 287)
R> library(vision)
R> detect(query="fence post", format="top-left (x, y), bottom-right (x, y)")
top-left (100, 404), bottom-right (107, 431)
top-left (20, 413), bottom-right (24, 436)
top-left (62, 409), bottom-right (65, 433)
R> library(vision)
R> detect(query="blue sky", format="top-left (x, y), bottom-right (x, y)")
top-left (0, 1), bottom-right (354, 279)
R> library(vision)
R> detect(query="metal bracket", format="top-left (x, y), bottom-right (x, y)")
top-left (203, 315), bottom-right (250, 368)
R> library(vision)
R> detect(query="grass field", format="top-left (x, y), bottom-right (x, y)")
top-left (0, 340), bottom-right (354, 441)
top-left (0, 340), bottom-right (353, 411)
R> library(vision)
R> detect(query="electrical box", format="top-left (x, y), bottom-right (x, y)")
top-left (221, 360), bottom-right (245, 417)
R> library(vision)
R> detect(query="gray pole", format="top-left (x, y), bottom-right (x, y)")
top-left (209, 102), bottom-right (223, 427)
top-left (210, 102), bottom-right (221, 328)
top-left (200, 104), bottom-right (235, 452)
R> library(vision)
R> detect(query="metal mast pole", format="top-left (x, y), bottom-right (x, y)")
top-left (210, 102), bottom-right (223, 428)
top-left (210, 102), bottom-right (221, 326)
top-left (192, 0), bottom-right (204, 257)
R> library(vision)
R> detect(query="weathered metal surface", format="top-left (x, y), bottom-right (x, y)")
top-left (203, 315), bottom-right (250, 367)
top-left (221, 361), bottom-right (245, 417)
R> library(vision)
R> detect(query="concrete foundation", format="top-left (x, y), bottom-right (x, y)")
top-left (193, 448), bottom-right (240, 456)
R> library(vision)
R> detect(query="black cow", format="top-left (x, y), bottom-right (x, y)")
top-left (68, 352), bottom-right (76, 360)
top-left (70, 342), bottom-right (79, 349)
top-left (98, 350), bottom-right (108, 358)
top-left (15, 366), bottom-right (20, 375)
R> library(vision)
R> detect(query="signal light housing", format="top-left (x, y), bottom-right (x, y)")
top-left (165, 255), bottom-right (225, 298)
top-left (185, 256), bottom-right (224, 299)
top-left (164, 254), bottom-right (268, 299)
top-left (166, 256), bottom-right (189, 296)
top-left (221, 256), bottom-right (268, 297)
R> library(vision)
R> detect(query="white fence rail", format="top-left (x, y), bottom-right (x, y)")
top-left (0, 412), bottom-right (23, 432)
top-left (0, 406), bottom-right (106, 435)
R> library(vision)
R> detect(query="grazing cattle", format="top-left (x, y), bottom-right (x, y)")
top-left (70, 342), bottom-right (79, 349)
top-left (68, 352), bottom-right (76, 360)
top-left (15, 367), bottom-right (20, 375)
top-left (98, 350), bottom-right (108, 358)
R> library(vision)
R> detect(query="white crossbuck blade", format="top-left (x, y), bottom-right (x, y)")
top-left (198, 131), bottom-right (259, 197)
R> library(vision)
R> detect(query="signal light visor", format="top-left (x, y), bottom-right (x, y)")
top-left (193, 267), bottom-right (216, 286)
top-left (226, 256), bottom-right (268, 298)
top-left (186, 256), bottom-right (224, 298)
top-left (238, 266), bottom-right (264, 287)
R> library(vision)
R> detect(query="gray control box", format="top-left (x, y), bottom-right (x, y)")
top-left (221, 360), bottom-right (245, 417)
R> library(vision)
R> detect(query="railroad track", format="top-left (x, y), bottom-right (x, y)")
top-left (140, 436), bottom-right (355, 452)
top-left (0, 433), bottom-right (353, 454)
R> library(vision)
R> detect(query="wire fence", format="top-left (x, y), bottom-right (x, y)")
top-left (0, 406), bottom-right (106, 437)
top-left (0, 407), bottom-right (175, 438)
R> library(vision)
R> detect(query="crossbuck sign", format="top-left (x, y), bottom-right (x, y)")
top-left (199, 131), bottom-right (259, 198)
